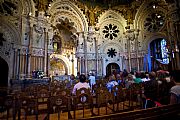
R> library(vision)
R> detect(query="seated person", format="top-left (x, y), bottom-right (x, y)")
top-left (66, 74), bottom-right (76, 88)
top-left (125, 74), bottom-right (134, 89)
top-left (106, 75), bottom-right (118, 93)
top-left (170, 85), bottom-right (180, 104)
top-left (170, 70), bottom-right (180, 104)
top-left (116, 74), bottom-right (123, 86)
top-left (72, 74), bottom-right (90, 95)
top-left (134, 72), bottom-right (142, 83)
top-left (143, 72), bottom-right (159, 108)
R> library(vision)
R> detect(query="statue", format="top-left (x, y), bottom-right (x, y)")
top-left (86, 6), bottom-right (101, 26)
top-left (34, 0), bottom-right (48, 11)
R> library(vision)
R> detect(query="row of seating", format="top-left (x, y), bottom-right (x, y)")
top-left (0, 82), bottom-right (144, 120)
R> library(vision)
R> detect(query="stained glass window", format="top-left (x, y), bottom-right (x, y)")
top-left (161, 39), bottom-right (169, 64)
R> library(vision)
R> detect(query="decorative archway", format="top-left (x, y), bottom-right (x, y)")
top-left (106, 63), bottom-right (120, 77)
top-left (0, 56), bottom-right (8, 87)
top-left (50, 57), bottom-right (68, 76)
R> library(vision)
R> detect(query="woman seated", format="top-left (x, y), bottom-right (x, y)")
top-left (72, 74), bottom-right (90, 95)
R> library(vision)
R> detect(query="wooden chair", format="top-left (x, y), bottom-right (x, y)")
top-left (73, 88), bottom-right (93, 118)
top-left (112, 85), bottom-right (126, 112)
top-left (95, 86), bottom-right (113, 115)
top-left (48, 92), bottom-right (71, 120)
top-left (0, 95), bottom-right (14, 120)
top-left (36, 85), bottom-right (50, 116)
top-left (14, 91), bottom-right (38, 120)
top-left (129, 83), bottom-right (143, 109)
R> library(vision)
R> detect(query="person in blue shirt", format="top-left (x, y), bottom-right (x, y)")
top-left (106, 75), bottom-right (118, 93)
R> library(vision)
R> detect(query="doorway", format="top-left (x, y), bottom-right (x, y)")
top-left (106, 63), bottom-right (120, 77)
top-left (0, 56), bottom-right (8, 87)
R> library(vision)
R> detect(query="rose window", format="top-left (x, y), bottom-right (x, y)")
top-left (103, 24), bottom-right (119, 40)
top-left (144, 12), bottom-right (165, 32)
top-left (107, 48), bottom-right (117, 58)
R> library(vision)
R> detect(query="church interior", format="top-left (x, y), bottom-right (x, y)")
top-left (0, 0), bottom-right (180, 119)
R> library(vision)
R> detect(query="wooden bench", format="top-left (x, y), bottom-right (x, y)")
top-left (77, 103), bottom-right (180, 120)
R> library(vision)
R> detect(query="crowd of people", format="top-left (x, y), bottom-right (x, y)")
top-left (56, 68), bottom-right (180, 108)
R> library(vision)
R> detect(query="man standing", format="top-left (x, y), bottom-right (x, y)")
top-left (89, 73), bottom-right (96, 90)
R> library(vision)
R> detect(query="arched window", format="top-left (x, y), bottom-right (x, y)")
top-left (161, 39), bottom-right (169, 64)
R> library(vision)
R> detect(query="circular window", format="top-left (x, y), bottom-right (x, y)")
top-left (144, 12), bottom-right (165, 32)
top-left (102, 24), bottom-right (119, 40)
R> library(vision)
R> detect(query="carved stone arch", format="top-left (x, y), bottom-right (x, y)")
top-left (53, 13), bottom-right (81, 33)
top-left (101, 41), bottom-right (123, 55)
top-left (49, 0), bottom-right (88, 32)
top-left (142, 32), bottom-right (168, 50)
top-left (50, 54), bottom-right (70, 75)
top-left (0, 19), bottom-right (21, 83)
top-left (98, 10), bottom-right (126, 27)
top-left (0, 19), bottom-right (21, 45)
top-left (106, 62), bottom-right (120, 76)
top-left (22, 0), bottom-right (35, 16)
top-left (52, 34), bottom-right (63, 53)
top-left (56, 58), bottom-right (68, 75)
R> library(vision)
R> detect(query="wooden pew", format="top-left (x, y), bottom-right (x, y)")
top-left (77, 103), bottom-right (180, 120)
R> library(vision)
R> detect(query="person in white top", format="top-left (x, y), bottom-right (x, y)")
top-left (89, 73), bottom-right (96, 90)
top-left (72, 74), bottom-right (90, 95)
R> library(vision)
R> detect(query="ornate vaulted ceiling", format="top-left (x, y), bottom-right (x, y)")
top-left (77, 0), bottom-right (135, 8)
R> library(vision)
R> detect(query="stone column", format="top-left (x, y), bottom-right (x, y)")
top-left (44, 28), bottom-right (48, 76)
top-left (16, 49), bottom-right (21, 79)
top-left (125, 27), bottom-right (135, 72)
top-left (167, 2), bottom-right (180, 70)
top-left (26, 15), bottom-right (33, 77)
top-left (135, 30), bottom-right (140, 71)
top-left (83, 32), bottom-right (88, 75)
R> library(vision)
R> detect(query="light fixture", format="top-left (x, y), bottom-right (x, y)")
top-left (157, 15), bottom-right (161, 18)
top-left (29, 12), bottom-right (32, 16)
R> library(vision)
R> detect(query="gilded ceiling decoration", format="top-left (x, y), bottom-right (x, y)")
top-left (33, 0), bottom-right (52, 11)
top-left (76, 0), bottom-right (142, 26)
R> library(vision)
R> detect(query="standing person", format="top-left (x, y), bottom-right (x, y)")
top-left (72, 74), bottom-right (90, 95)
top-left (89, 73), bottom-right (96, 90)
top-left (76, 72), bottom-right (80, 79)
top-left (125, 74), bottom-right (135, 89)
top-left (70, 74), bottom-right (76, 85)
